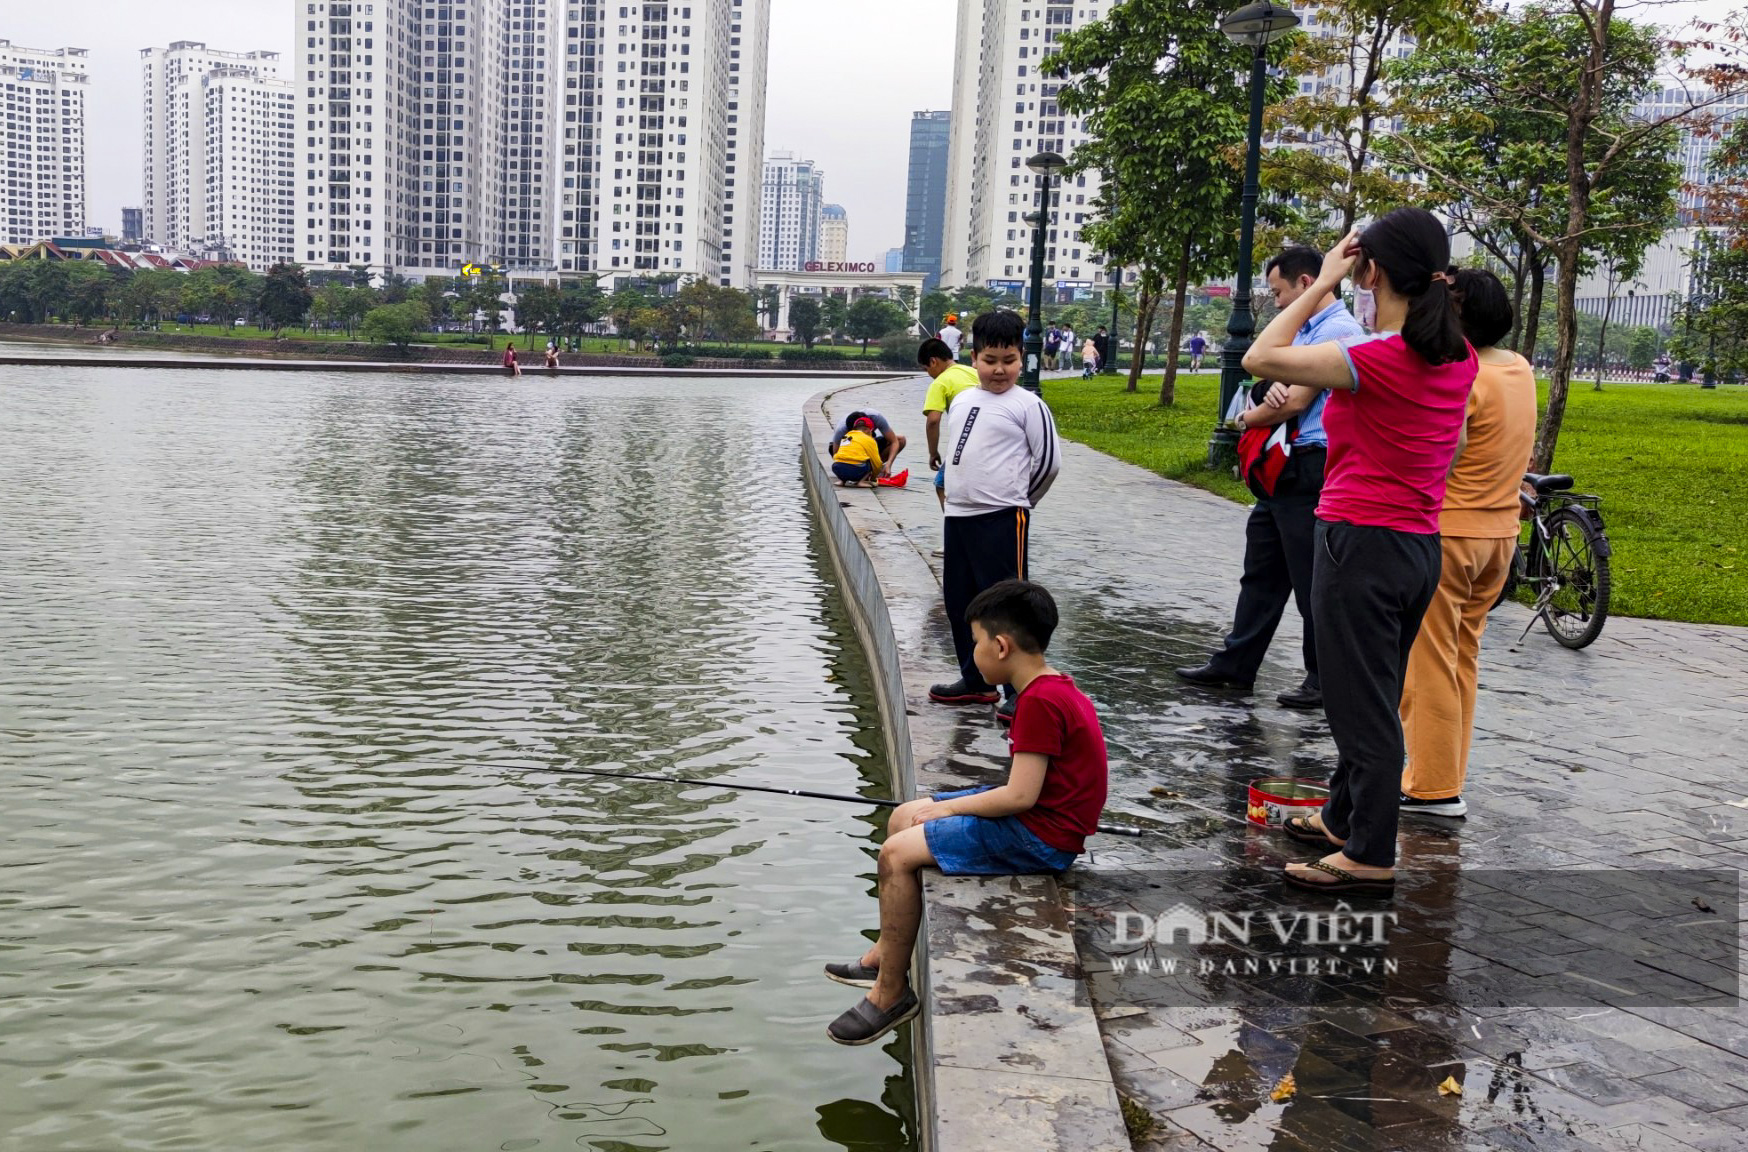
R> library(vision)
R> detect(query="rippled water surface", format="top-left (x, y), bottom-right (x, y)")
top-left (0, 367), bottom-right (914, 1151)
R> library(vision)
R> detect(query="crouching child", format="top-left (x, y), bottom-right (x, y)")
top-left (824, 580), bottom-right (1109, 1045)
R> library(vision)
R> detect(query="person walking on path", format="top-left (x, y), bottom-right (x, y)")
top-left (1189, 333), bottom-right (1208, 372)
top-left (1081, 333), bottom-right (1099, 377)
top-left (937, 314), bottom-right (964, 362)
top-left (1059, 324), bottom-right (1076, 371)
top-left (1398, 269), bottom-right (1536, 820)
top-left (1044, 324), bottom-right (1061, 371)
top-left (1242, 209), bottom-right (1477, 893)
top-left (1176, 246), bottom-right (1365, 710)
top-left (929, 311), bottom-right (1062, 723)
top-left (1091, 326), bottom-right (1111, 374)
top-left (918, 338), bottom-right (981, 512)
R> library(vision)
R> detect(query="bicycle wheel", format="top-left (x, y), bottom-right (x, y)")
top-left (1542, 508), bottom-right (1611, 649)
top-left (1492, 542), bottom-right (1525, 610)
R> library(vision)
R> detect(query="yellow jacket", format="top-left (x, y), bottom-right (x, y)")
top-left (833, 429), bottom-right (883, 471)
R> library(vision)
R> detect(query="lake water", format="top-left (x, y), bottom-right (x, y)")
top-left (0, 364), bottom-right (916, 1151)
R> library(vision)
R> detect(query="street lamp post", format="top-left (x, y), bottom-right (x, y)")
top-left (1023, 151), bottom-right (1068, 395)
top-left (1208, 0), bottom-right (1300, 467)
top-left (1106, 171), bottom-right (1121, 375)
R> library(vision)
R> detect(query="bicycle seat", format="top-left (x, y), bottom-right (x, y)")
top-left (1524, 472), bottom-right (1574, 494)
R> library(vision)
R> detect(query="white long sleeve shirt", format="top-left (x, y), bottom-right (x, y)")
top-left (942, 384), bottom-right (1061, 517)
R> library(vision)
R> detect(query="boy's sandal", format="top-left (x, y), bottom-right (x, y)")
top-left (823, 959), bottom-right (879, 989)
top-left (1281, 815), bottom-right (1343, 848)
top-left (1283, 859), bottom-right (1395, 894)
top-left (827, 986), bottom-right (920, 1046)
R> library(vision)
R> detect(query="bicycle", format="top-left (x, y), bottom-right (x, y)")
top-left (1493, 472), bottom-right (1613, 649)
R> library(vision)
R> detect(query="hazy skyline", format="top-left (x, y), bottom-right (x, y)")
top-left (3, 0), bottom-right (951, 264)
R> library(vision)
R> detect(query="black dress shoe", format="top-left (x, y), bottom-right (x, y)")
top-left (1276, 682), bottom-right (1323, 710)
top-left (1174, 664), bottom-right (1254, 691)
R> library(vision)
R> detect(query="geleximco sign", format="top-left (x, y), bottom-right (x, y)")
top-left (804, 262), bottom-right (879, 273)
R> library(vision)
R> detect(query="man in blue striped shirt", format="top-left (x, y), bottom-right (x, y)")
top-left (1177, 246), bottom-right (1365, 710)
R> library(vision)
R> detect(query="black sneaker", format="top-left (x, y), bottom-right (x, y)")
top-left (1399, 793), bottom-right (1467, 818)
top-left (995, 695), bottom-right (1018, 726)
top-left (929, 679), bottom-right (1000, 705)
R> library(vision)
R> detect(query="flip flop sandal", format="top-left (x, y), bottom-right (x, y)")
top-left (826, 987), bottom-right (920, 1046)
top-left (823, 959), bottom-right (879, 989)
top-left (1281, 815), bottom-right (1343, 848)
top-left (1283, 859), bottom-right (1395, 894)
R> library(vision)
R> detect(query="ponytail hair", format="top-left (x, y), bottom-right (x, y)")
top-left (1357, 207), bottom-right (1468, 366)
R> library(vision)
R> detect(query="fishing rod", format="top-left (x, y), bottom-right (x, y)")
top-left (495, 762), bottom-right (1145, 837)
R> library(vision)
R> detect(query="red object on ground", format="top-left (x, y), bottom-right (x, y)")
top-left (876, 469), bottom-right (910, 488)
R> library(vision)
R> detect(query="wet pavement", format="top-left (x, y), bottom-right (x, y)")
top-left (826, 377), bottom-right (1748, 1152)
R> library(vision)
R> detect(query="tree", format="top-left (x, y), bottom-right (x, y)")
top-left (469, 268), bottom-right (506, 348)
top-left (1264, 0), bottom-right (1480, 241)
top-left (609, 282), bottom-right (655, 348)
top-left (361, 301), bottom-right (431, 355)
top-left (258, 264), bottom-right (314, 337)
top-left (820, 292), bottom-right (849, 342)
top-left (63, 261), bottom-right (119, 327)
top-left (117, 268), bottom-right (183, 329)
top-left (789, 295), bottom-right (823, 348)
top-left (1627, 325), bottom-right (1659, 371)
top-left (846, 295), bottom-right (908, 352)
top-left (557, 277), bottom-right (608, 345)
top-left (1053, 0), bottom-right (1287, 403)
top-left (757, 284), bottom-right (782, 330)
top-left (1389, 1), bottom-right (1743, 469)
top-left (516, 281), bottom-right (559, 348)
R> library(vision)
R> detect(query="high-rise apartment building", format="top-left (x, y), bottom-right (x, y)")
top-left (819, 203), bottom-right (847, 265)
top-left (759, 149), bottom-right (822, 270)
top-left (902, 109), bottom-right (950, 288)
top-left (204, 69), bottom-right (300, 269)
top-left (297, 0), bottom-right (768, 283)
top-left (141, 43), bottom-right (287, 261)
top-left (0, 40), bottom-right (88, 247)
top-left (122, 208), bottom-right (144, 243)
top-left (718, 0), bottom-right (770, 286)
top-left (939, 1), bottom-right (1110, 294)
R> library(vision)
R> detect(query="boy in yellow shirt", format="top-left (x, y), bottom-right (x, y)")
top-left (832, 416), bottom-right (884, 487)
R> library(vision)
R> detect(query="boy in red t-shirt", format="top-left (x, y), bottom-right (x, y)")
top-left (824, 580), bottom-right (1109, 1046)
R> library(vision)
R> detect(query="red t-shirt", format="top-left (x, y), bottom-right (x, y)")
top-left (1317, 332), bottom-right (1477, 534)
top-left (1008, 673), bottom-right (1109, 854)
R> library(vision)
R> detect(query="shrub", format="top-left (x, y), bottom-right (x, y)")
top-left (661, 352), bottom-right (697, 369)
top-left (779, 347), bottom-right (832, 362)
top-left (739, 348), bottom-right (774, 360)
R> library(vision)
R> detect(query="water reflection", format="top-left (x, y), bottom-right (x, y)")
top-left (0, 370), bottom-right (914, 1151)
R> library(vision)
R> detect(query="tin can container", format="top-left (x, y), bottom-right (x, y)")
top-left (1246, 777), bottom-right (1329, 828)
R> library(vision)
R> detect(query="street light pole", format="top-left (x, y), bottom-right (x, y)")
top-left (1107, 171), bottom-right (1121, 375)
top-left (1208, 1), bottom-right (1299, 467)
top-left (1022, 151), bottom-right (1067, 395)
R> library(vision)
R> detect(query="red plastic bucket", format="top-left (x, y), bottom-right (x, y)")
top-left (1246, 777), bottom-right (1329, 828)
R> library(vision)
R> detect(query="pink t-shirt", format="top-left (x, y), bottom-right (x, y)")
top-left (1317, 332), bottom-right (1477, 535)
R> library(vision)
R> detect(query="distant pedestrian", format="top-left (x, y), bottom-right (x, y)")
top-left (1091, 327), bottom-right (1111, 374)
top-left (1243, 208), bottom-right (1477, 894)
top-left (1059, 325), bottom-right (1077, 371)
top-left (1189, 333), bottom-right (1208, 372)
top-left (938, 313), bottom-right (964, 361)
top-left (1080, 334), bottom-right (1098, 377)
top-left (1044, 324), bottom-right (1061, 371)
top-left (1176, 246), bottom-right (1364, 709)
top-left (503, 345), bottom-right (521, 377)
top-left (1398, 269), bottom-right (1536, 821)
top-left (930, 311), bottom-right (1062, 724)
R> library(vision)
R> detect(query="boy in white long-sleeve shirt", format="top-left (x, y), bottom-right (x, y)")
top-left (929, 310), bottom-right (1062, 723)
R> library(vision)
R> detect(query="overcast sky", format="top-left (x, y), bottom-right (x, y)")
top-left (4, 0), bottom-right (951, 264)
top-left (4, 0), bottom-right (1735, 262)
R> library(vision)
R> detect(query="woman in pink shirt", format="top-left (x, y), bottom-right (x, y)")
top-left (1244, 208), bottom-right (1477, 893)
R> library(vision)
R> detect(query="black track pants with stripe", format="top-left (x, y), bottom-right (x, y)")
top-left (943, 507), bottom-right (1030, 692)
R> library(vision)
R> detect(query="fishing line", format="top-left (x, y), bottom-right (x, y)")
top-left (491, 761), bottom-right (1144, 836)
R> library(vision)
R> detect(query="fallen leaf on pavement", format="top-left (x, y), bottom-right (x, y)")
top-left (1438, 1076), bottom-right (1463, 1097)
top-left (1270, 1073), bottom-right (1296, 1102)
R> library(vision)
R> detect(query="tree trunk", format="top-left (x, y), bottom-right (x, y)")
top-left (1594, 282), bottom-right (1614, 392)
top-left (1507, 238), bottom-right (1529, 352)
top-left (1534, 245), bottom-right (1583, 472)
top-left (1157, 244), bottom-right (1193, 407)
top-left (1128, 280), bottom-right (1159, 395)
top-left (1521, 257), bottom-right (1547, 367)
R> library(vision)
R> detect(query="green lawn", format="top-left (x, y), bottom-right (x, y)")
top-left (1045, 371), bottom-right (1748, 628)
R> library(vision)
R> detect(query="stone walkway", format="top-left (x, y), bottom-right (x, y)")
top-left (826, 377), bottom-right (1748, 1152)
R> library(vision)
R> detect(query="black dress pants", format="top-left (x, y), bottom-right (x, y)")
top-left (1312, 519), bottom-right (1441, 868)
top-left (943, 507), bottom-right (1030, 691)
top-left (1208, 452), bottom-right (1324, 685)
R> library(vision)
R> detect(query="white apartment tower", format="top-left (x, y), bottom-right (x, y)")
top-left (142, 44), bottom-right (287, 260)
top-left (718, 0), bottom-right (769, 286)
top-left (204, 69), bottom-right (300, 269)
top-left (299, 0), bottom-right (768, 283)
top-left (759, 150), bottom-right (822, 271)
top-left (0, 40), bottom-right (88, 246)
top-left (939, 0), bottom-right (1111, 293)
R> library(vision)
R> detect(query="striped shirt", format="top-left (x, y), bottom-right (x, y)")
top-left (942, 384), bottom-right (1061, 517)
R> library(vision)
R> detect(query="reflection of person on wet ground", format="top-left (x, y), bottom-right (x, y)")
top-left (1399, 270), bottom-right (1536, 822)
top-left (824, 582), bottom-right (1108, 1046)
top-left (917, 338), bottom-right (979, 512)
top-left (1242, 209), bottom-right (1476, 893)
top-left (1176, 245), bottom-right (1364, 710)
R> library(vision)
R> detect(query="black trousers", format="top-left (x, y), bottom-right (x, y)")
top-left (1312, 519), bottom-right (1441, 868)
top-left (1208, 451), bottom-right (1324, 685)
top-left (943, 507), bottom-right (1030, 691)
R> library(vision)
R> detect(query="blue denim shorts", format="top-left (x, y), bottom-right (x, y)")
top-left (923, 787), bottom-right (1077, 876)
